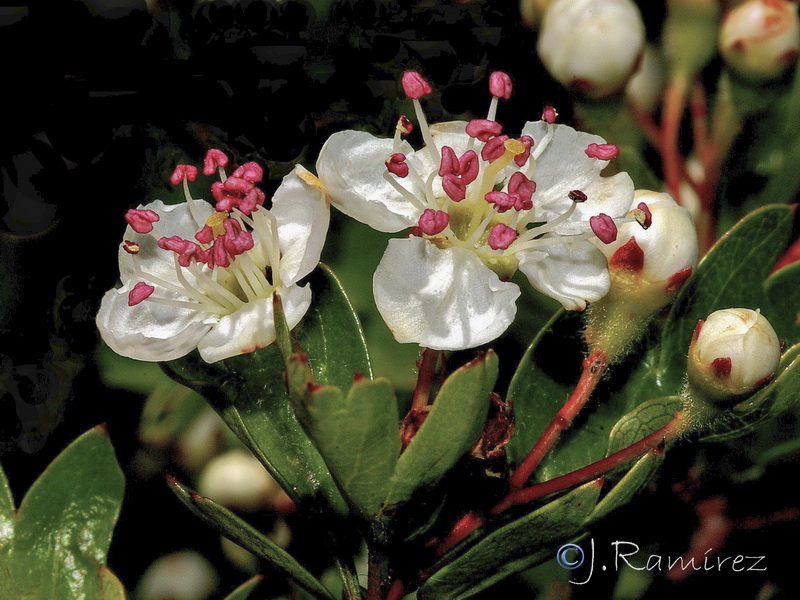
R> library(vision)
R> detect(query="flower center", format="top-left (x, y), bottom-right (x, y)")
top-left (388, 71), bottom-right (634, 280)
top-left (124, 151), bottom-right (281, 314)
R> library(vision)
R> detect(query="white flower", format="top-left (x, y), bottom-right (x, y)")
top-left (316, 72), bottom-right (636, 350)
top-left (97, 152), bottom-right (329, 363)
top-left (537, 0), bottom-right (646, 98)
top-left (719, 0), bottom-right (800, 83)
top-left (688, 308), bottom-right (781, 401)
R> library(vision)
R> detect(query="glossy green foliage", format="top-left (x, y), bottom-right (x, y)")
top-left (222, 575), bottom-right (263, 600)
top-left (419, 480), bottom-right (601, 600)
top-left (164, 265), bottom-right (372, 514)
top-left (383, 351), bottom-right (499, 507)
top-left (307, 378), bottom-right (401, 516)
top-left (0, 426), bottom-right (125, 600)
top-left (168, 478), bottom-right (334, 600)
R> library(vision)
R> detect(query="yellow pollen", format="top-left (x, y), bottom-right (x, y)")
top-left (206, 211), bottom-right (228, 236)
top-left (504, 139), bottom-right (525, 156)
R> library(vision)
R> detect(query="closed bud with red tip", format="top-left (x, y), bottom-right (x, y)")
top-left (688, 308), bottom-right (781, 403)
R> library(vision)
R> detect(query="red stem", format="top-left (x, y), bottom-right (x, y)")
top-left (384, 580), bottom-right (405, 600)
top-left (493, 411), bottom-right (685, 513)
top-left (690, 80), bottom-right (709, 167)
top-left (661, 74), bottom-right (690, 206)
top-left (508, 351), bottom-right (608, 490)
top-left (628, 101), bottom-right (663, 149)
top-left (411, 348), bottom-right (439, 410)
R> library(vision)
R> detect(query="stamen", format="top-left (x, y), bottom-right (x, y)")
top-left (488, 224), bottom-right (518, 251)
top-left (542, 106), bottom-right (558, 124)
top-left (170, 165), bottom-right (198, 186)
top-left (516, 200), bottom-right (577, 236)
top-left (382, 172), bottom-right (428, 210)
top-left (568, 190), bottom-right (588, 202)
top-left (187, 262), bottom-right (244, 311)
top-left (418, 209), bottom-right (450, 236)
top-left (633, 202), bottom-right (653, 229)
top-left (386, 153), bottom-right (410, 178)
top-left (231, 162), bottom-right (263, 183)
top-left (507, 172), bottom-right (536, 210)
top-left (585, 143), bottom-right (620, 160)
top-left (128, 282), bottom-right (155, 306)
top-left (438, 146), bottom-right (459, 176)
top-left (125, 209), bottom-right (160, 234)
top-left (477, 139), bottom-right (525, 199)
top-left (459, 150), bottom-right (480, 184)
top-left (489, 71), bottom-right (512, 100)
top-left (481, 135), bottom-right (509, 163)
top-left (485, 191), bottom-right (515, 213)
top-left (203, 149), bottom-right (229, 176)
top-left (466, 119), bottom-right (503, 142)
top-left (532, 123), bottom-right (555, 160)
top-left (401, 71), bottom-right (432, 99)
top-left (397, 115), bottom-right (414, 135)
top-left (514, 136), bottom-right (534, 167)
top-left (464, 207), bottom-right (499, 247)
top-left (442, 174), bottom-right (467, 202)
top-left (122, 240), bottom-right (140, 254)
top-left (158, 236), bottom-right (203, 267)
top-left (590, 214), bottom-right (618, 244)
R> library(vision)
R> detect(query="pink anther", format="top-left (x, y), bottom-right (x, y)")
top-left (122, 240), bottom-right (140, 255)
top-left (489, 71), bottom-right (512, 100)
top-left (401, 71), bottom-right (432, 100)
top-left (158, 236), bottom-right (202, 267)
top-left (568, 190), bottom-right (588, 203)
top-left (232, 161), bottom-right (264, 183)
top-left (485, 191), bottom-right (515, 213)
top-left (585, 143), bottom-right (620, 160)
top-left (128, 281), bottom-right (155, 306)
top-left (203, 149), bottom-right (229, 176)
top-left (222, 218), bottom-right (255, 255)
top-left (465, 119), bottom-right (503, 142)
top-left (514, 136), bottom-right (534, 167)
top-left (542, 106), bottom-right (558, 124)
top-left (590, 214), bottom-right (618, 244)
top-left (636, 202), bottom-right (653, 229)
top-left (459, 150), bottom-right (480, 185)
top-left (223, 176), bottom-right (255, 194)
top-left (125, 209), bottom-right (160, 234)
top-left (488, 223), bottom-right (518, 250)
top-left (442, 174), bottom-right (466, 202)
top-left (438, 146), bottom-right (459, 177)
top-left (170, 164), bottom-right (199, 186)
top-left (507, 172), bottom-right (536, 209)
top-left (386, 153), bottom-right (410, 178)
top-left (238, 187), bottom-right (265, 215)
top-left (481, 135), bottom-right (509, 162)
top-left (398, 115), bottom-right (414, 135)
top-left (418, 209), bottom-right (450, 236)
top-left (195, 225), bottom-right (215, 244)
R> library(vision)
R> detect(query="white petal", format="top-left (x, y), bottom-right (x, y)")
top-left (315, 130), bottom-right (422, 232)
top-left (372, 237), bottom-right (520, 350)
top-left (197, 284), bottom-right (312, 363)
top-left (518, 239), bottom-right (610, 310)
top-left (119, 199), bottom-right (215, 284)
top-left (96, 284), bottom-right (214, 362)
top-left (521, 121), bottom-right (634, 221)
top-left (272, 165), bottom-right (330, 286)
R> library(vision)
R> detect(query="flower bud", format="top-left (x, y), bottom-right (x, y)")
top-left (688, 308), bottom-right (781, 402)
top-left (626, 45), bottom-right (666, 114)
top-left (197, 450), bottom-right (282, 512)
top-left (719, 0), bottom-right (800, 83)
top-left (137, 550), bottom-right (218, 600)
top-left (585, 191), bottom-right (698, 360)
top-left (537, 0), bottom-right (645, 98)
top-left (599, 190), bottom-right (698, 294)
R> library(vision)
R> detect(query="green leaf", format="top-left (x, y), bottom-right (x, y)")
top-left (383, 351), bottom-right (499, 507)
top-left (222, 575), bottom-right (264, 600)
top-left (419, 480), bottom-right (601, 600)
top-left (764, 262), bottom-right (800, 347)
top-left (308, 378), bottom-right (401, 516)
top-left (96, 566), bottom-right (126, 600)
top-left (505, 309), bottom-right (570, 467)
top-left (168, 477), bottom-right (335, 600)
top-left (0, 426), bottom-right (125, 600)
top-left (606, 397), bottom-right (685, 456)
top-left (587, 450), bottom-right (664, 524)
top-left (164, 264), bottom-right (369, 515)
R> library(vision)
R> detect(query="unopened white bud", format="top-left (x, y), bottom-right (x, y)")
top-left (537, 0), bottom-right (646, 98)
top-left (597, 190), bottom-right (699, 291)
top-left (175, 408), bottom-right (225, 472)
top-left (626, 45), bottom-right (666, 114)
top-left (198, 450), bottom-right (281, 511)
top-left (688, 308), bottom-right (781, 402)
top-left (719, 0), bottom-right (800, 83)
top-left (137, 550), bottom-right (218, 600)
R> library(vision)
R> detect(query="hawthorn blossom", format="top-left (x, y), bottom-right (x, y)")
top-left (316, 72), bottom-right (636, 350)
top-left (97, 151), bottom-right (329, 363)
